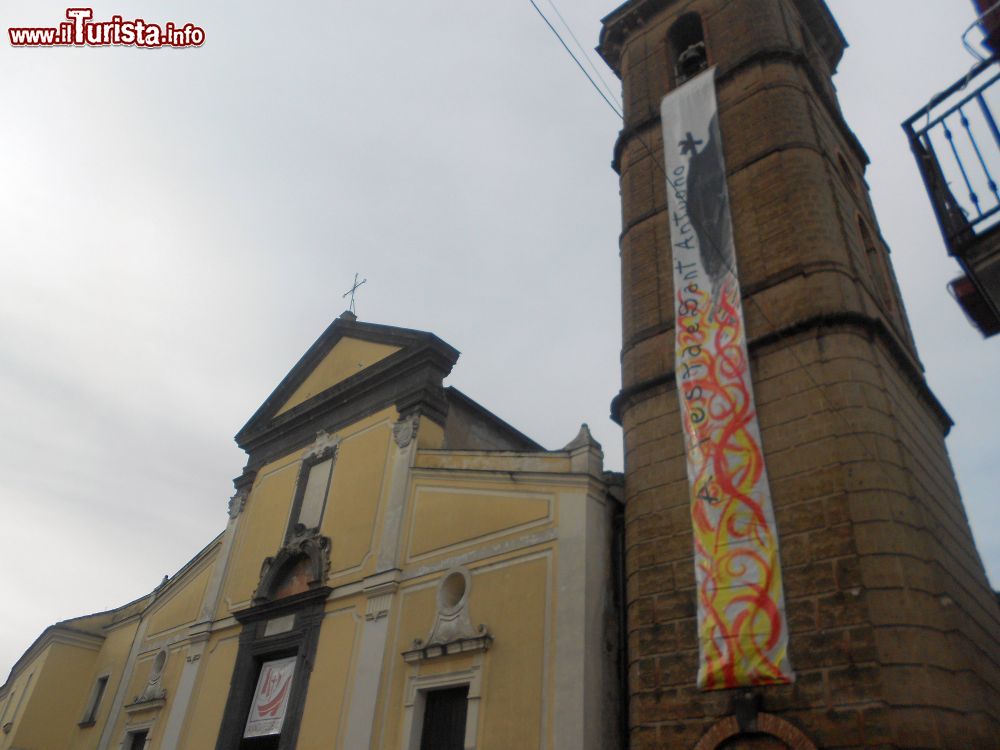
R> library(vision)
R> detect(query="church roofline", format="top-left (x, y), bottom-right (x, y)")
top-left (0, 532), bottom-right (224, 692)
top-left (0, 609), bottom-right (134, 693)
top-left (0, 624), bottom-right (108, 694)
top-left (141, 531), bottom-right (224, 608)
top-left (235, 313), bottom-right (461, 468)
top-left (444, 387), bottom-right (545, 451)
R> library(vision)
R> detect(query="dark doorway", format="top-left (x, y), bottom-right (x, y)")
top-left (719, 734), bottom-right (790, 750)
top-left (419, 686), bottom-right (469, 750)
top-left (239, 735), bottom-right (280, 750)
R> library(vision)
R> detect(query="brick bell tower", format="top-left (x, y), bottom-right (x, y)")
top-left (598, 1), bottom-right (1000, 749)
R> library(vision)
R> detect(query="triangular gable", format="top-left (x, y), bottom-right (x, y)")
top-left (275, 337), bottom-right (400, 416)
top-left (235, 313), bottom-right (460, 464)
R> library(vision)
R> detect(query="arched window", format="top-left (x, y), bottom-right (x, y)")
top-left (858, 217), bottom-right (894, 311)
top-left (668, 13), bottom-right (707, 84)
top-left (838, 153), bottom-right (855, 188)
top-left (270, 556), bottom-right (313, 601)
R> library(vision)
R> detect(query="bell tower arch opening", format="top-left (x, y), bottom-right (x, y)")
top-left (668, 13), bottom-right (708, 84)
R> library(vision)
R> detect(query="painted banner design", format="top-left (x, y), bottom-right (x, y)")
top-left (244, 656), bottom-right (297, 738)
top-left (660, 68), bottom-right (793, 689)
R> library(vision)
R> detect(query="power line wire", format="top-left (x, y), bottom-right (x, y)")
top-left (528, 0), bottom-right (623, 118)
top-left (543, 0), bottom-right (620, 105)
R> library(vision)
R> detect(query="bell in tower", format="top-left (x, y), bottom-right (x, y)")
top-left (598, 0), bottom-right (1000, 748)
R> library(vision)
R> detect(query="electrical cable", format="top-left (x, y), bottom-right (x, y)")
top-left (528, 0), bottom-right (623, 118)
top-left (543, 0), bottom-right (621, 106)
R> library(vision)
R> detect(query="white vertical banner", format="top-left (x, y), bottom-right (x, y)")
top-left (244, 656), bottom-right (297, 738)
top-left (660, 68), bottom-right (793, 689)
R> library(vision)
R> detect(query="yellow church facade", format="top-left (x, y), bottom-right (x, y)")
top-left (0, 314), bottom-right (623, 750)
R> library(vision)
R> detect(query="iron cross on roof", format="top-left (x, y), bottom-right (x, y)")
top-left (342, 273), bottom-right (367, 315)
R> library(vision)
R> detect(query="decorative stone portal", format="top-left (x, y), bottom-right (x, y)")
top-left (251, 527), bottom-right (331, 605)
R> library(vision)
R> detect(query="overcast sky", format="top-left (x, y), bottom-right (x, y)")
top-left (1, 1), bottom-right (997, 681)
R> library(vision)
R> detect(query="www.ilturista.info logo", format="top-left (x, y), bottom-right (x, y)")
top-left (9, 8), bottom-right (204, 48)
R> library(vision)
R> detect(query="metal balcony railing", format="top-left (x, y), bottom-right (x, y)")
top-left (904, 57), bottom-right (1000, 255)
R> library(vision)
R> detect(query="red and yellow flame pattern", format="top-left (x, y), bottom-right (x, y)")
top-left (676, 276), bottom-right (793, 689)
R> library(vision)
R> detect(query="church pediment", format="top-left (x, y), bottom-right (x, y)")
top-left (235, 312), bottom-right (460, 467)
top-left (274, 337), bottom-right (401, 416)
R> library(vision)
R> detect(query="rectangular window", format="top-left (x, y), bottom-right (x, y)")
top-left (286, 449), bottom-right (336, 540)
top-left (6, 673), bottom-right (32, 730)
top-left (80, 675), bottom-right (109, 725)
top-left (419, 686), bottom-right (469, 750)
top-left (297, 458), bottom-right (333, 530)
top-left (0, 690), bottom-right (13, 727)
top-left (127, 729), bottom-right (148, 750)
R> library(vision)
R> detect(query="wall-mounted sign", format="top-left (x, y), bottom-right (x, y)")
top-left (244, 656), bottom-right (296, 737)
top-left (660, 68), bottom-right (794, 689)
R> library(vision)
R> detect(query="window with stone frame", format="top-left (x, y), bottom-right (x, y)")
top-left (126, 728), bottom-right (149, 750)
top-left (858, 216), bottom-right (896, 313)
top-left (285, 447), bottom-right (336, 541)
top-left (215, 580), bottom-right (328, 750)
top-left (418, 685), bottom-right (469, 750)
top-left (0, 690), bottom-right (13, 732)
top-left (79, 674), bottom-right (109, 726)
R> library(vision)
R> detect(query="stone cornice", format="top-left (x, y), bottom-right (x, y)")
top-left (1, 626), bottom-right (105, 691)
top-left (610, 47), bottom-right (868, 175)
top-left (235, 318), bottom-right (460, 470)
top-left (611, 311), bottom-right (953, 433)
top-left (597, 0), bottom-right (845, 75)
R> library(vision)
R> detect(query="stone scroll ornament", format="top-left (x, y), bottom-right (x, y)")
top-left (660, 68), bottom-right (793, 689)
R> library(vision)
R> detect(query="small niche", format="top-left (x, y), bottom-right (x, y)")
top-left (439, 571), bottom-right (467, 613)
top-left (271, 556), bottom-right (313, 601)
top-left (838, 153), bottom-right (855, 188)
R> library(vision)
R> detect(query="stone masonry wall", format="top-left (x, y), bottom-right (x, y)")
top-left (604, 0), bottom-right (1000, 747)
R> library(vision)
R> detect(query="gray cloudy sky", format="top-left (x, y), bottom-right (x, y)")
top-left (1, 1), bottom-right (997, 681)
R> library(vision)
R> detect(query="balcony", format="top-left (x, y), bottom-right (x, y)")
top-left (904, 57), bottom-right (1000, 336)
